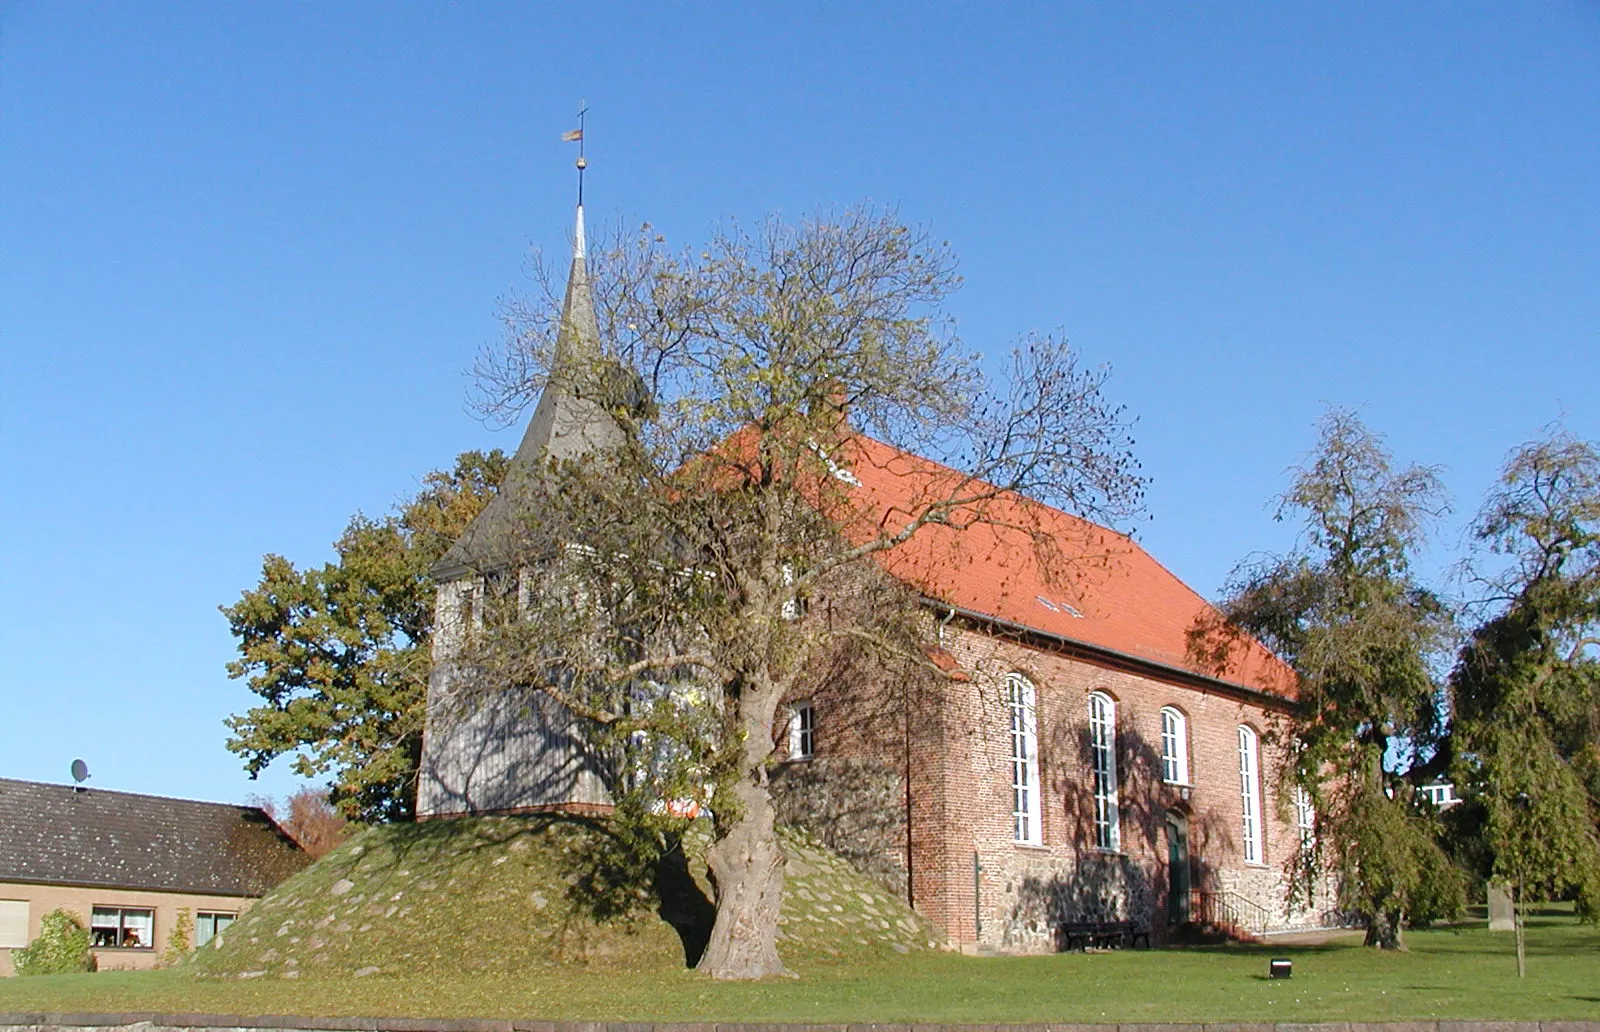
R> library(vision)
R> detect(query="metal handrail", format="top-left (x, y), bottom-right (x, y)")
top-left (1192, 889), bottom-right (1272, 935)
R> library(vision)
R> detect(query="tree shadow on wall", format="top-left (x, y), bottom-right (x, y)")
top-left (1029, 710), bottom-right (1236, 943)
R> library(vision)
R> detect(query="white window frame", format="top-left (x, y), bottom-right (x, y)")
top-left (1238, 725), bottom-right (1264, 864)
top-left (1159, 706), bottom-right (1189, 785)
top-left (787, 700), bottom-right (814, 760)
top-left (1089, 691), bottom-right (1120, 851)
top-left (1007, 674), bottom-right (1043, 845)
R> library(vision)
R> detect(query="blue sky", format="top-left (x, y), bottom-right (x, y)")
top-left (2, 3), bottom-right (1596, 807)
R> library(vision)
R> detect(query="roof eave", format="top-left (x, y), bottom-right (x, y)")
top-left (923, 599), bottom-right (1299, 711)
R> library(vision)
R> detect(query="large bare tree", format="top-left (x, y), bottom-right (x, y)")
top-left (465, 208), bottom-right (1145, 979)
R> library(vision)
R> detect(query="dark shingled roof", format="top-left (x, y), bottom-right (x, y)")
top-left (0, 778), bottom-right (311, 897)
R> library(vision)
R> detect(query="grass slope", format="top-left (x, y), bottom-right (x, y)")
top-left (184, 816), bottom-right (933, 980)
top-left (2, 913), bottom-right (1596, 1022)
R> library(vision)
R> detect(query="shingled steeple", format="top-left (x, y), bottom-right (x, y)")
top-left (433, 203), bottom-right (623, 581)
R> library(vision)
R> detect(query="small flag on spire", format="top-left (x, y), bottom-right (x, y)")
top-left (561, 129), bottom-right (583, 142)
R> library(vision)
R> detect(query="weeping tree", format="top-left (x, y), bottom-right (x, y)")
top-left (1208, 410), bottom-right (1462, 949)
top-left (463, 207), bottom-right (1145, 979)
top-left (1451, 429), bottom-right (1600, 975)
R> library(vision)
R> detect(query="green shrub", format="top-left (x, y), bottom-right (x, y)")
top-left (161, 907), bottom-right (193, 966)
top-left (11, 908), bottom-right (94, 975)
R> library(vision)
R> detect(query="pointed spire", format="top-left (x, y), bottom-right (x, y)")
top-left (432, 171), bottom-right (623, 579)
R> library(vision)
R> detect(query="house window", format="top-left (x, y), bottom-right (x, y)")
top-left (0, 900), bottom-right (27, 949)
top-left (90, 906), bottom-right (154, 949)
top-left (1293, 786), bottom-right (1315, 847)
top-left (1007, 674), bottom-right (1042, 845)
top-left (1089, 691), bottom-right (1119, 850)
top-left (1159, 706), bottom-right (1189, 784)
top-left (195, 911), bottom-right (236, 947)
top-left (1421, 782), bottom-right (1457, 807)
top-left (787, 701), bottom-right (815, 760)
top-left (1238, 726), bottom-right (1263, 864)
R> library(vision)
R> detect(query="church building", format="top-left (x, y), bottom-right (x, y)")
top-left (417, 198), bottom-right (1334, 952)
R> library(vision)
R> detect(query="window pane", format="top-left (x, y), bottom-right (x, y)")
top-left (1238, 727), bottom-right (1262, 863)
top-left (196, 911), bottom-right (236, 947)
top-left (121, 909), bottom-right (153, 948)
top-left (1160, 708), bottom-right (1186, 784)
top-left (1008, 675), bottom-right (1041, 844)
top-left (1090, 693), bottom-right (1119, 850)
top-left (90, 907), bottom-right (119, 947)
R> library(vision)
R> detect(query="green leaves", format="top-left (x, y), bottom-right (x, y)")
top-left (1451, 431), bottom-right (1600, 919)
top-left (1216, 411), bottom-right (1460, 944)
top-left (222, 451), bottom-right (507, 822)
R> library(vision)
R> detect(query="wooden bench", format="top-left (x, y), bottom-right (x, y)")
top-left (1056, 921), bottom-right (1151, 951)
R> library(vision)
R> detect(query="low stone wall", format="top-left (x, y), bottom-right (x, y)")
top-left (2, 1015), bottom-right (1595, 1032)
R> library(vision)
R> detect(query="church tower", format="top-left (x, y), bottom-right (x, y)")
top-left (417, 191), bottom-right (624, 818)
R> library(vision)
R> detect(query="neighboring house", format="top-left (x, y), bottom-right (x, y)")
top-left (418, 198), bottom-right (1334, 951)
top-left (0, 778), bottom-right (310, 974)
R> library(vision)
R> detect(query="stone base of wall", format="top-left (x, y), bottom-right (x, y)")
top-left (770, 757), bottom-right (907, 899)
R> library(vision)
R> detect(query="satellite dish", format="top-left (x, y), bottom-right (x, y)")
top-left (70, 759), bottom-right (90, 784)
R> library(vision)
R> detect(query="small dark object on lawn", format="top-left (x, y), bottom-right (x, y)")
top-left (1269, 958), bottom-right (1292, 979)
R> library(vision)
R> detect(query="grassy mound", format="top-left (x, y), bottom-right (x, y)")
top-left (187, 816), bottom-right (935, 980)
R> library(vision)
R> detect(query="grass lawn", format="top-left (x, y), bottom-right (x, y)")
top-left (2, 910), bottom-right (1596, 1024)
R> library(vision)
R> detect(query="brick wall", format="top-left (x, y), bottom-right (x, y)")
top-left (788, 618), bottom-right (1337, 951)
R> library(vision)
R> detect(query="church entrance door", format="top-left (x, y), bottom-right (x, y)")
top-left (1165, 810), bottom-right (1191, 924)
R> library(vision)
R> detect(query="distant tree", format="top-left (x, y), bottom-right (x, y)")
top-left (223, 451), bottom-right (508, 821)
top-left (12, 908), bottom-right (92, 975)
top-left (1205, 410), bottom-right (1462, 949)
top-left (464, 207), bottom-right (1146, 979)
top-left (1450, 429), bottom-right (1600, 974)
top-left (252, 787), bottom-right (352, 858)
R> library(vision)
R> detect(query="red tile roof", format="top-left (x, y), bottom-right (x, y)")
top-left (836, 435), bottom-right (1296, 700)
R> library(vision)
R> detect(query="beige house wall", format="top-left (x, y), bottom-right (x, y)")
top-left (0, 881), bottom-right (259, 976)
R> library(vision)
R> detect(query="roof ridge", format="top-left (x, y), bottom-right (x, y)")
top-left (0, 777), bottom-right (267, 813)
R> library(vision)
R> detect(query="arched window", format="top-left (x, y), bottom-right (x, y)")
top-left (1238, 725), bottom-right (1263, 863)
top-left (786, 701), bottom-right (814, 760)
top-left (1089, 691), bottom-right (1119, 850)
top-left (1006, 674), bottom-right (1042, 844)
top-left (1159, 706), bottom-right (1189, 784)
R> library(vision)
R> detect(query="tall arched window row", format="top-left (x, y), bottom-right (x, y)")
top-left (1238, 725), bottom-right (1264, 864)
top-left (1159, 706), bottom-right (1189, 785)
top-left (1006, 674), bottom-right (1042, 845)
top-left (1088, 691), bottom-right (1120, 850)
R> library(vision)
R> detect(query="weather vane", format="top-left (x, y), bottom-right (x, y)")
top-left (561, 100), bottom-right (588, 206)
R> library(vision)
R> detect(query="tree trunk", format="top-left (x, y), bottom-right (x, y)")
top-left (697, 772), bottom-right (790, 979)
top-left (1363, 908), bottom-right (1407, 950)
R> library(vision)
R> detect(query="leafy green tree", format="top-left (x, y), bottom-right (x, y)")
top-left (12, 908), bottom-right (92, 974)
top-left (223, 450), bottom-right (508, 820)
top-left (1209, 410), bottom-right (1462, 949)
top-left (464, 207), bottom-right (1145, 978)
top-left (1450, 429), bottom-right (1600, 974)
